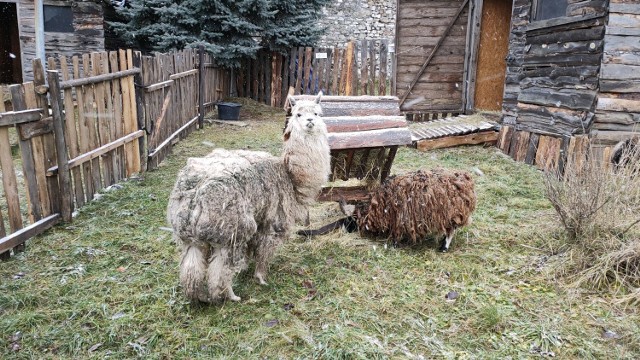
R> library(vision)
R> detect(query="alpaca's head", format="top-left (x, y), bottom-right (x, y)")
top-left (284, 92), bottom-right (326, 141)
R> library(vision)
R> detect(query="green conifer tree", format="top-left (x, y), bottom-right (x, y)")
top-left (109, 0), bottom-right (331, 68)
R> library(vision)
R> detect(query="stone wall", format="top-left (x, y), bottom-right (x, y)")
top-left (317, 0), bottom-right (396, 47)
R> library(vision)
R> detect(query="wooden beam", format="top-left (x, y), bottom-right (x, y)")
top-left (148, 116), bottom-right (199, 159)
top-left (59, 68), bottom-right (141, 90)
top-left (0, 214), bottom-right (60, 255)
top-left (46, 70), bottom-right (74, 222)
top-left (328, 128), bottom-right (412, 150)
top-left (399, 0), bottom-right (470, 108)
top-left (0, 109), bottom-right (43, 126)
top-left (416, 130), bottom-right (498, 151)
top-left (169, 68), bottom-right (198, 81)
top-left (47, 130), bottom-right (145, 176)
top-left (144, 79), bottom-right (174, 92)
top-left (323, 115), bottom-right (407, 133)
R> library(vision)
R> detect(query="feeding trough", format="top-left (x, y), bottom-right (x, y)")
top-left (217, 102), bottom-right (242, 120)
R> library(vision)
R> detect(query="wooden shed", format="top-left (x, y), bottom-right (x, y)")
top-left (395, 0), bottom-right (513, 115)
top-left (0, 0), bottom-right (106, 83)
top-left (498, 0), bottom-right (640, 169)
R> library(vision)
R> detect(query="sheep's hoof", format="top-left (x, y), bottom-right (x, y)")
top-left (255, 273), bottom-right (269, 286)
top-left (439, 242), bottom-right (449, 253)
top-left (226, 288), bottom-right (241, 302)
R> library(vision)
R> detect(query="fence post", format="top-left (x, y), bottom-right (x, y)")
top-left (46, 70), bottom-right (73, 222)
top-left (198, 45), bottom-right (205, 129)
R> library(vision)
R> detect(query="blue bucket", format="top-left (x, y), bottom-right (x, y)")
top-left (217, 102), bottom-right (242, 120)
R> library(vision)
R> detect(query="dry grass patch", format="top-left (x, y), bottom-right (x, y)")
top-left (543, 144), bottom-right (640, 301)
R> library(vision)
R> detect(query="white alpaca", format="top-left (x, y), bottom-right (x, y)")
top-left (167, 93), bottom-right (330, 302)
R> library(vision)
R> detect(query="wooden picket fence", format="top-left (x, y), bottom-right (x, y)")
top-left (0, 47), bottom-right (230, 259)
top-left (237, 39), bottom-right (395, 107)
top-left (139, 48), bottom-right (231, 169)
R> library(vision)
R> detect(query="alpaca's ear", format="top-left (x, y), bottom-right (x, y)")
top-left (288, 95), bottom-right (296, 107)
top-left (315, 91), bottom-right (323, 104)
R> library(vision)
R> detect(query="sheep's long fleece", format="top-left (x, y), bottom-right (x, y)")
top-left (167, 149), bottom-right (307, 264)
top-left (358, 168), bottom-right (476, 245)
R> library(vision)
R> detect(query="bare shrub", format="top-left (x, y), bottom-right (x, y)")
top-left (543, 143), bottom-right (640, 300)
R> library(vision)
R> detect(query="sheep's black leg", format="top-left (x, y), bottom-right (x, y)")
top-left (439, 231), bottom-right (455, 252)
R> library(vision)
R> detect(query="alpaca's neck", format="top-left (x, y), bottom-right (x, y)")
top-left (283, 132), bottom-right (331, 205)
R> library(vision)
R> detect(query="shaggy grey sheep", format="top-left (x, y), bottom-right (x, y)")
top-left (167, 93), bottom-right (330, 302)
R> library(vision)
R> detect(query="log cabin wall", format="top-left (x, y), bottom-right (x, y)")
top-left (499, 0), bottom-right (611, 171)
top-left (592, 1), bottom-right (640, 151)
top-left (394, 0), bottom-right (470, 113)
top-left (14, 0), bottom-right (105, 82)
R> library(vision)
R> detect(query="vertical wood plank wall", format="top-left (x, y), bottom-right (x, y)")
top-left (237, 40), bottom-right (395, 108)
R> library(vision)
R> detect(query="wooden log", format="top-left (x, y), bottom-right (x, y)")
top-left (148, 116), bottom-right (199, 159)
top-left (601, 63), bottom-right (640, 80)
top-left (517, 88), bottom-right (597, 111)
top-left (522, 53), bottom-right (602, 67)
top-left (59, 68), bottom-right (140, 90)
top-left (416, 131), bottom-right (498, 151)
top-left (526, 13), bottom-right (606, 32)
top-left (328, 128), bottom-right (412, 150)
top-left (597, 97), bottom-right (640, 112)
top-left (0, 214), bottom-right (60, 255)
top-left (18, 117), bottom-right (53, 140)
top-left (46, 70), bottom-right (74, 222)
top-left (0, 109), bottom-right (43, 126)
top-left (323, 116), bottom-right (407, 133)
top-left (526, 26), bottom-right (605, 45)
top-left (603, 34), bottom-right (640, 53)
top-left (48, 130), bottom-right (146, 175)
top-left (594, 111), bottom-right (640, 125)
top-left (525, 41), bottom-right (603, 58)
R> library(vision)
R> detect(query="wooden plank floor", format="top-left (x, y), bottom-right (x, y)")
top-left (410, 114), bottom-right (500, 151)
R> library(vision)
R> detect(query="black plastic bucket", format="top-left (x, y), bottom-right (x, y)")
top-left (217, 102), bottom-right (242, 120)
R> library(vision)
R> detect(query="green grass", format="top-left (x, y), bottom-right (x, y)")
top-left (2, 102), bottom-right (640, 358)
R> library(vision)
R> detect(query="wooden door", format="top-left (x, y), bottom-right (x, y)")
top-left (473, 0), bottom-right (512, 111)
top-left (395, 0), bottom-right (470, 113)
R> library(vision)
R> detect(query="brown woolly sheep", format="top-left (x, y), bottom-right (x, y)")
top-left (167, 92), bottom-right (330, 303)
top-left (358, 169), bottom-right (476, 251)
top-left (301, 168), bottom-right (476, 252)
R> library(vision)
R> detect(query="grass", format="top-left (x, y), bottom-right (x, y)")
top-left (1, 101), bottom-right (640, 358)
